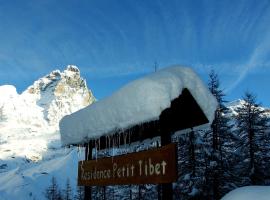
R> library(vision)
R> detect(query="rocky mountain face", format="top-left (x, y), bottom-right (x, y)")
top-left (0, 65), bottom-right (95, 130)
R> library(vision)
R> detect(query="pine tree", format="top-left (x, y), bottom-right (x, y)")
top-left (234, 92), bottom-right (269, 184)
top-left (63, 178), bottom-right (72, 200)
top-left (74, 186), bottom-right (84, 200)
top-left (44, 176), bottom-right (62, 200)
top-left (205, 70), bottom-right (234, 199)
top-left (173, 131), bottom-right (205, 200)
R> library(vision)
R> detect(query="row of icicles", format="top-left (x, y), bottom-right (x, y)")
top-left (76, 131), bottom-right (162, 175)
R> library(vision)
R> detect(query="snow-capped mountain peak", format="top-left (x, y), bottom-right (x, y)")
top-left (225, 99), bottom-right (245, 108)
top-left (18, 65), bottom-right (95, 127)
top-left (0, 65), bottom-right (96, 199)
top-left (24, 65), bottom-right (81, 95)
top-left (66, 64), bottom-right (80, 72)
top-left (0, 65), bottom-right (95, 164)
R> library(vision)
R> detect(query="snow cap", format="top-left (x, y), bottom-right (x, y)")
top-left (60, 65), bottom-right (218, 146)
top-left (66, 65), bottom-right (80, 73)
top-left (0, 85), bottom-right (18, 106)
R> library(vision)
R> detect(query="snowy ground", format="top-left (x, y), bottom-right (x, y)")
top-left (0, 126), bottom-right (84, 200)
top-left (221, 186), bottom-right (270, 200)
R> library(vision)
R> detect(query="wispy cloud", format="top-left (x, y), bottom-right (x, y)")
top-left (82, 64), bottom-right (152, 79)
top-left (225, 34), bottom-right (270, 93)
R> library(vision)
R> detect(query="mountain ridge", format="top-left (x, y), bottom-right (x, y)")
top-left (0, 65), bottom-right (95, 129)
top-left (0, 65), bottom-right (95, 165)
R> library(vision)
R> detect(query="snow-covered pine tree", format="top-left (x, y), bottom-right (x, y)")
top-left (234, 91), bottom-right (269, 185)
top-left (62, 178), bottom-right (72, 200)
top-left (74, 186), bottom-right (84, 200)
top-left (44, 176), bottom-right (63, 200)
top-left (173, 130), bottom-right (205, 200)
top-left (204, 70), bottom-right (234, 199)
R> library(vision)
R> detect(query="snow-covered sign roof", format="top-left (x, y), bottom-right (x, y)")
top-left (60, 66), bottom-right (217, 146)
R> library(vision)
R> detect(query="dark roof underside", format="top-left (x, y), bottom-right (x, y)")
top-left (88, 88), bottom-right (209, 149)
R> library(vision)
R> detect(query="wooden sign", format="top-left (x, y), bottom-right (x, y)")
top-left (78, 143), bottom-right (177, 186)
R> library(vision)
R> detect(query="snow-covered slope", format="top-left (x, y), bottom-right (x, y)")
top-left (226, 99), bottom-right (270, 118)
top-left (0, 66), bottom-right (94, 200)
top-left (0, 148), bottom-right (84, 200)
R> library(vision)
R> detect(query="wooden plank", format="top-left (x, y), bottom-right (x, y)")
top-left (78, 143), bottom-right (177, 186)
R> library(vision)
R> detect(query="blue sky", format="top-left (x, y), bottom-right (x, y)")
top-left (0, 0), bottom-right (270, 106)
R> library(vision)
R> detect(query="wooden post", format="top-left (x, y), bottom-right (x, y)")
top-left (160, 131), bottom-right (173, 200)
top-left (156, 141), bottom-right (162, 200)
top-left (84, 143), bottom-right (92, 200)
top-left (103, 186), bottom-right (106, 200)
top-left (157, 184), bottom-right (162, 200)
top-left (138, 185), bottom-right (142, 200)
top-left (129, 185), bottom-right (132, 200)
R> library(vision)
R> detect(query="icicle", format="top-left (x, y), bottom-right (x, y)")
top-left (108, 135), bottom-right (111, 157)
top-left (77, 145), bottom-right (81, 159)
top-left (87, 143), bottom-right (90, 160)
top-left (108, 135), bottom-right (112, 157)
top-left (156, 139), bottom-right (160, 148)
top-left (81, 145), bottom-right (86, 173)
top-left (128, 131), bottom-right (131, 146)
top-left (105, 135), bottom-right (108, 150)
top-left (80, 145), bottom-right (84, 159)
top-left (98, 137), bottom-right (101, 153)
top-left (123, 132), bottom-right (128, 154)
top-left (113, 134), bottom-right (115, 157)
top-left (95, 139), bottom-right (98, 161)
top-left (85, 144), bottom-right (88, 160)
top-left (107, 136), bottom-right (109, 151)
top-left (80, 145), bottom-right (83, 159)
top-left (80, 146), bottom-right (85, 176)
top-left (118, 133), bottom-right (120, 148)
top-left (112, 135), bottom-right (115, 162)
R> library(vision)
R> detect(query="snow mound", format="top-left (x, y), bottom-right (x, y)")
top-left (0, 85), bottom-right (18, 106)
top-left (221, 186), bottom-right (270, 200)
top-left (60, 65), bottom-right (218, 146)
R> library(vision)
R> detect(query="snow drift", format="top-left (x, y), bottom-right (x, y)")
top-left (221, 186), bottom-right (270, 200)
top-left (60, 66), bottom-right (218, 146)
